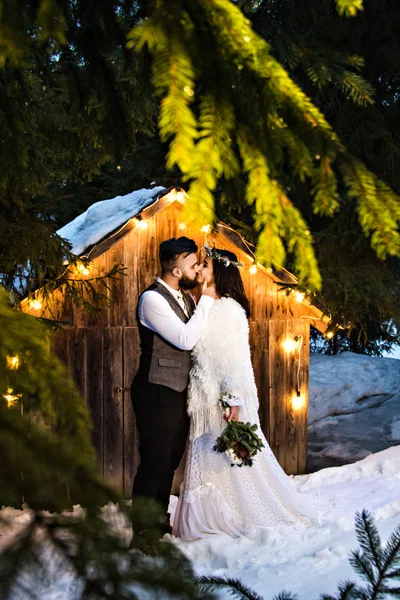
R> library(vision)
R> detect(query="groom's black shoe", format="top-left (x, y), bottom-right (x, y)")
top-left (161, 512), bottom-right (173, 535)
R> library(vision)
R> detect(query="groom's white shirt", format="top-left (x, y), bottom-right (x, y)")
top-left (138, 277), bottom-right (214, 351)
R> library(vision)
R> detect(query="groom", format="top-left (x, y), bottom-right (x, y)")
top-left (131, 236), bottom-right (215, 532)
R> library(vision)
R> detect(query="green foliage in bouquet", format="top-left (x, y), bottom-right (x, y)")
top-left (213, 419), bottom-right (264, 468)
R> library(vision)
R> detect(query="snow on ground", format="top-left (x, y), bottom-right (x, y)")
top-left (2, 447), bottom-right (400, 600)
top-left (2, 352), bottom-right (400, 599)
top-left (308, 352), bottom-right (400, 471)
top-left (57, 186), bottom-right (166, 256)
top-left (169, 447), bottom-right (400, 600)
top-left (383, 345), bottom-right (400, 360)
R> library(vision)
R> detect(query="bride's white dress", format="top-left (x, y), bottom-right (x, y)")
top-left (173, 297), bottom-right (331, 540)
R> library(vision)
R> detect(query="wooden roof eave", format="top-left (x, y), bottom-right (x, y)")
top-left (296, 302), bottom-right (331, 334)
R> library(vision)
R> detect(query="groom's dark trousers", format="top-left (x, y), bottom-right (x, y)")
top-left (131, 376), bottom-right (189, 515)
top-left (131, 280), bottom-right (195, 517)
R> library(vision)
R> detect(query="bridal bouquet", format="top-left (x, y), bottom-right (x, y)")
top-left (213, 393), bottom-right (264, 467)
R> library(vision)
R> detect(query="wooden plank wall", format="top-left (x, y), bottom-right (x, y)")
top-left (49, 201), bottom-right (311, 494)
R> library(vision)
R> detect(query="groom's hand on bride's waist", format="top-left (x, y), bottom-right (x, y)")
top-left (224, 406), bottom-right (239, 422)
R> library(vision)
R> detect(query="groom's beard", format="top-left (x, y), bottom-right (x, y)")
top-left (179, 275), bottom-right (198, 290)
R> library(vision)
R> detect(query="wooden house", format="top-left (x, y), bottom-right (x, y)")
top-left (23, 187), bottom-right (329, 495)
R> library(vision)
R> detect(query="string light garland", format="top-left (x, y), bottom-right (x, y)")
top-left (281, 335), bottom-right (306, 410)
top-left (295, 335), bottom-right (303, 393)
top-left (216, 222), bottom-right (295, 282)
top-left (292, 335), bottom-right (306, 410)
top-left (216, 222), bottom-right (257, 262)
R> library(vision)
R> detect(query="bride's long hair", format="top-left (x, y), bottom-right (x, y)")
top-left (212, 249), bottom-right (251, 318)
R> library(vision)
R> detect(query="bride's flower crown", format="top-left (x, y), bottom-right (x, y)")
top-left (203, 243), bottom-right (243, 268)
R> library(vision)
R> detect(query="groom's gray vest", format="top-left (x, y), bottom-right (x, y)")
top-left (136, 281), bottom-right (196, 392)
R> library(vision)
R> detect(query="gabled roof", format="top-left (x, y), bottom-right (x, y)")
top-left (58, 185), bottom-right (296, 283)
top-left (57, 185), bottom-right (330, 331)
top-left (57, 186), bottom-right (166, 256)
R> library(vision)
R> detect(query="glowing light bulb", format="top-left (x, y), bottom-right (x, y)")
top-left (178, 222), bottom-right (187, 230)
top-left (3, 388), bottom-right (21, 406)
top-left (137, 219), bottom-right (149, 230)
top-left (30, 299), bottom-right (42, 310)
top-left (249, 264), bottom-right (257, 275)
top-left (77, 263), bottom-right (90, 276)
top-left (116, 165), bottom-right (121, 171)
top-left (282, 338), bottom-right (298, 352)
top-left (326, 331), bottom-right (334, 339)
top-left (200, 225), bottom-right (211, 234)
top-left (292, 392), bottom-right (306, 411)
top-left (174, 190), bottom-right (185, 204)
top-left (7, 356), bottom-right (19, 370)
top-left (294, 291), bottom-right (305, 303)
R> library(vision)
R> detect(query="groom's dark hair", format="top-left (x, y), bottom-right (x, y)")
top-left (159, 236), bottom-right (198, 273)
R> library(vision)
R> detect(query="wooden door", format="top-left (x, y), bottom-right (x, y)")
top-left (54, 326), bottom-right (132, 494)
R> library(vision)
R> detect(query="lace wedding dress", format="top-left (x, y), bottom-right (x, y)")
top-left (173, 297), bottom-right (332, 540)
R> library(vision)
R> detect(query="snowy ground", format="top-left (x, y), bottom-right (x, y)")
top-left (2, 448), bottom-right (400, 600)
top-left (308, 352), bottom-right (400, 471)
top-left (2, 352), bottom-right (400, 599)
top-left (170, 447), bottom-right (400, 600)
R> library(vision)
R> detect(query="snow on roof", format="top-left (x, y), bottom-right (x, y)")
top-left (57, 186), bottom-right (166, 256)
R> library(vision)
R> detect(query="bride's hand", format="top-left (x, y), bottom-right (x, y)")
top-left (225, 406), bottom-right (239, 422)
top-left (202, 279), bottom-right (217, 299)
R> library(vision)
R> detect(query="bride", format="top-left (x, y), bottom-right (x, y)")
top-left (172, 245), bottom-right (330, 540)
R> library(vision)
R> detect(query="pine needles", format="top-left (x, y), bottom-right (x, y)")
top-left (128, 0), bottom-right (399, 291)
top-left (0, 1), bottom-right (397, 292)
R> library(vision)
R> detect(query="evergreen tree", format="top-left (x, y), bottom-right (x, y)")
top-left (310, 207), bottom-right (400, 355)
top-left (0, 0), bottom-right (399, 297)
top-left (0, 1), bottom-right (155, 305)
top-left (218, 0), bottom-right (400, 353)
top-left (246, 0), bottom-right (400, 353)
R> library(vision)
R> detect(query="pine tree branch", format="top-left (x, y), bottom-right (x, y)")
top-left (185, 94), bottom-right (239, 225)
top-left (355, 511), bottom-right (383, 574)
top-left (311, 156), bottom-right (340, 217)
top-left (335, 0), bottom-right (364, 18)
top-left (196, 575), bottom-right (264, 600)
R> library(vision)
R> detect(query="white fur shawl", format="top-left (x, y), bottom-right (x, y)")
top-left (187, 297), bottom-right (259, 439)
